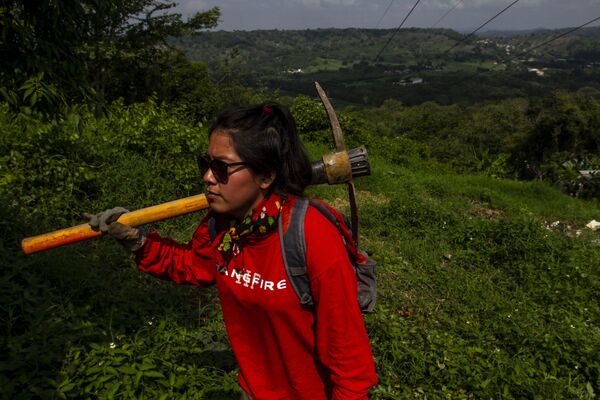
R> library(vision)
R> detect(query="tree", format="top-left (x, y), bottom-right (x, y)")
top-left (0, 1), bottom-right (88, 111)
top-left (511, 91), bottom-right (600, 196)
top-left (0, 0), bottom-right (220, 114)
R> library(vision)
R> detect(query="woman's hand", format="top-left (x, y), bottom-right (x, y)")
top-left (83, 207), bottom-right (146, 252)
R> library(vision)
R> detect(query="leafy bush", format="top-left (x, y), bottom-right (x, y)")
top-left (290, 96), bottom-right (432, 170)
top-left (290, 95), bottom-right (329, 142)
top-left (0, 103), bottom-right (98, 227)
top-left (0, 99), bottom-right (208, 230)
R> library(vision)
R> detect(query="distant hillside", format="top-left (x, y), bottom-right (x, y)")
top-left (173, 27), bottom-right (600, 106)
top-left (480, 28), bottom-right (556, 37)
top-left (481, 26), bottom-right (600, 39)
top-left (176, 28), bottom-right (462, 72)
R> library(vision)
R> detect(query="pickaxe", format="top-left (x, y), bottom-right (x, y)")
top-left (21, 82), bottom-right (368, 255)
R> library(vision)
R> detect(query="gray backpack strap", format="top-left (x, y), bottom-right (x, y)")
top-left (208, 216), bottom-right (218, 242)
top-left (278, 197), bottom-right (313, 306)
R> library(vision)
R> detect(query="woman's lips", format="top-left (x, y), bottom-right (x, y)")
top-left (206, 191), bottom-right (220, 201)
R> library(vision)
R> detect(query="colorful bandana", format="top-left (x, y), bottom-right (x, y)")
top-left (215, 193), bottom-right (284, 272)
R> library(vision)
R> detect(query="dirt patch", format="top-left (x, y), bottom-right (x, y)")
top-left (467, 200), bottom-right (504, 220)
top-left (329, 190), bottom-right (390, 210)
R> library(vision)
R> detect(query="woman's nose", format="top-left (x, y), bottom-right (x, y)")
top-left (203, 168), bottom-right (217, 185)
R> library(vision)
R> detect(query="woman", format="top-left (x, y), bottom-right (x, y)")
top-left (86, 104), bottom-right (378, 399)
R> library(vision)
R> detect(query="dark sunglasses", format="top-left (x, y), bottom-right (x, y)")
top-left (197, 155), bottom-right (249, 184)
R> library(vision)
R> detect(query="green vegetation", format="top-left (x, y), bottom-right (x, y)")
top-left (2, 97), bottom-right (599, 399)
top-left (175, 27), bottom-right (600, 106)
top-left (1, 2), bottom-right (600, 398)
top-left (354, 92), bottom-right (600, 198)
top-left (1, 0), bottom-right (220, 117)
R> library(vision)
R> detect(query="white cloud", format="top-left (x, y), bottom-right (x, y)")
top-left (173, 0), bottom-right (600, 30)
top-left (180, 0), bottom-right (208, 13)
top-left (421, 0), bottom-right (548, 10)
top-left (474, 0), bottom-right (548, 6)
top-left (421, 0), bottom-right (463, 10)
top-left (292, 0), bottom-right (359, 5)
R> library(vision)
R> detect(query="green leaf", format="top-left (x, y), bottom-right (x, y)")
top-left (139, 359), bottom-right (156, 371)
top-left (23, 87), bottom-right (34, 99)
top-left (58, 382), bottom-right (75, 393)
top-left (118, 365), bottom-right (137, 375)
top-left (143, 370), bottom-right (165, 378)
top-left (107, 382), bottom-right (121, 399)
top-left (587, 382), bottom-right (595, 397)
top-left (97, 375), bottom-right (113, 384)
top-left (86, 366), bottom-right (103, 375)
top-left (134, 371), bottom-right (143, 388)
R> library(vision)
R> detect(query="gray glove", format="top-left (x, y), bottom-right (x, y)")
top-left (83, 207), bottom-right (146, 252)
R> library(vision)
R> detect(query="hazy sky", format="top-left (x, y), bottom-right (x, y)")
top-left (173, 0), bottom-right (600, 32)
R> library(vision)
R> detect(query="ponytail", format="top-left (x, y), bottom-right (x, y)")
top-left (208, 103), bottom-right (313, 196)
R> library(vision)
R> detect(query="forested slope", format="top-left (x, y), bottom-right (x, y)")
top-left (174, 27), bottom-right (600, 106)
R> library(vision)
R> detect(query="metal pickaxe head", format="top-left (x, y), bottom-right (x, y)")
top-left (312, 81), bottom-right (368, 245)
top-left (310, 146), bottom-right (370, 185)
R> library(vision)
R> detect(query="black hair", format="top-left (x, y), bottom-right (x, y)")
top-left (208, 103), bottom-right (313, 196)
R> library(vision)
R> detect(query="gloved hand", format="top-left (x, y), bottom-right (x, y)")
top-left (83, 207), bottom-right (146, 252)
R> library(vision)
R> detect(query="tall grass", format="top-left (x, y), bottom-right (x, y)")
top-left (352, 161), bottom-right (600, 399)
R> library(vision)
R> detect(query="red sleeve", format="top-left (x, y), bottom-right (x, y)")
top-left (304, 207), bottom-right (378, 399)
top-left (133, 214), bottom-right (216, 287)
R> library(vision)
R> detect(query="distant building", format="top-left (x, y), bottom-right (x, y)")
top-left (527, 68), bottom-right (545, 76)
top-left (394, 77), bottom-right (423, 86)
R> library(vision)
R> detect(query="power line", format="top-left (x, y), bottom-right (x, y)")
top-left (444, 16), bottom-right (600, 90)
top-left (430, 0), bottom-right (464, 29)
top-left (325, 16), bottom-right (600, 89)
top-left (443, 0), bottom-right (521, 54)
top-left (527, 16), bottom-right (600, 53)
top-left (373, 0), bottom-right (423, 61)
top-left (375, 0), bottom-right (396, 29)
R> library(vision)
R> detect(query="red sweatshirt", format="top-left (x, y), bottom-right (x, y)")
top-left (134, 204), bottom-right (378, 399)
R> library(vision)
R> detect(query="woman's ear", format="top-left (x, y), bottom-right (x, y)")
top-left (257, 171), bottom-right (276, 190)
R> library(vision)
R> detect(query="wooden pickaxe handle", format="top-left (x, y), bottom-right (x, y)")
top-left (21, 195), bottom-right (210, 255)
top-left (21, 146), bottom-right (370, 255)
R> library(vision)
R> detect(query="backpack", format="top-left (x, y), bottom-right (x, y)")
top-left (280, 196), bottom-right (377, 313)
top-left (208, 196), bottom-right (377, 313)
